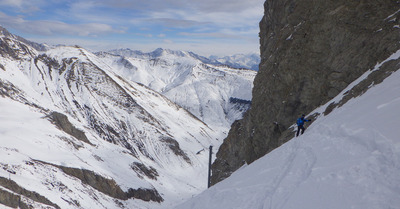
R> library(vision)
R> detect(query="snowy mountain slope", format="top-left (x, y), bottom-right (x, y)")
top-left (97, 48), bottom-right (256, 133)
top-left (0, 31), bottom-right (225, 208)
top-left (174, 51), bottom-right (400, 209)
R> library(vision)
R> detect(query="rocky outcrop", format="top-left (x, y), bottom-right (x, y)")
top-left (0, 176), bottom-right (60, 208)
top-left (35, 160), bottom-right (164, 203)
top-left (49, 112), bottom-right (93, 145)
top-left (211, 0), bottom-right (400, 184)
top-left (130, 162), bottom-right (159, 180)
top-left (160, 137), bottom-right (191, 164)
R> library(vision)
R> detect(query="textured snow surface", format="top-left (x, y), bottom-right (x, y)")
top-left (175, 56), bottom-right (400, 209)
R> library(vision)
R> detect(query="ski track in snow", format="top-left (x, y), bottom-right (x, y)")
top-left (261, 139), bottom-right (317, 209)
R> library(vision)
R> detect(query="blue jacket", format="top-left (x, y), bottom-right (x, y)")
top-left (297, 117), bottom-right (309, 126)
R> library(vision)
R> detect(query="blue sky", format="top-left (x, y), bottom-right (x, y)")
top-left (0, 0), bottom-right (265, 56)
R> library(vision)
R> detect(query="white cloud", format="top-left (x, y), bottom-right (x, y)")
top-left (147, 18), bottom-right (209, 28)
top-left (69, 1), bottom-right (98, 11)
top-left (0, 0), bottom-right (24, 7)
top-left (0, 12), bottom-right (124, 36)
top-left (28, 33), bottom-right (259, 57)
top-left (178, 32), bottom-right (244, 39)
top-left (99, 0), bottom-right (264, 13)
top-left (0, 0), bottom-right (42, 13)
top-left (0, 0), bottom-right (266, 56)
top-left (163, 39), bottom-right (173, 44)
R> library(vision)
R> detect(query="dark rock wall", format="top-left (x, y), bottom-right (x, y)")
top-left (211, 0), bottom-right (400, 184)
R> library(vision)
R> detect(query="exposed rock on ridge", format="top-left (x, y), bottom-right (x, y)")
top-left (0, 176), bottom-right (60, 208)
top-left (49, 112), bottom-right (92, 145)
top-left (211, 0), bottom-right (400, 184)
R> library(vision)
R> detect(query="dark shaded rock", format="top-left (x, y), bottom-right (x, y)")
top-left (0, 188), bottom-right (28, 209)
top-left (229, 97), bottom-right (251, 105)
top-left (0, 80), bottom-right (21, 99)
top-left (126, 188), bottom-right (163, 202)
top-left (211, 0), bottom-right (400, 185)
top-left (324, 57), bottom-right (400, 115)
top-left (161, 137), bottom-right (191, 164)
top-left (131, 162), bottom-right (159, 180)
top-left (35, 54), bottom-right (61, 75)
top-left (57, 166), bottom-right (127, 199)
top-left (0, 38), bottom-right (32, 59)
top-left (49, 111), bottom-right (93, 145)
top-left (35, 160), bottom-right (163, 203)
top-left (0, 27), bottom-right (37, 60)
top-left (0, 177), bottom-right (60, 209)
top-left (0, 80), bottom-right (47, 112)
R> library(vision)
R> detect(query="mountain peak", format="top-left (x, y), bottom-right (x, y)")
top-left (0, 26), bottom-right (48, 51)
top-left (150, 48), bottom-right (188, 58)
top-left (0, 26), bottom-right (13, 37)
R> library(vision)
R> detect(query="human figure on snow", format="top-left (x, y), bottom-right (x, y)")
top-left (296, 114), bottom-right (311, 137)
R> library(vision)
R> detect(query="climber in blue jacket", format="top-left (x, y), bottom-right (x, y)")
top-left (296, 114), bottom-right (311, 137)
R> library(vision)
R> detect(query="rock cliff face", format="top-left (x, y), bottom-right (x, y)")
top-left (211, 0), bottom-right (400, 184)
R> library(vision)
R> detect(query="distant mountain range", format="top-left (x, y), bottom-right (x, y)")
top-left (107, 48), bottom-right (260, 71)
top-left (98, 48), bottom-right (256, 132)
top-left (210, 53), bottom-right (260, 71)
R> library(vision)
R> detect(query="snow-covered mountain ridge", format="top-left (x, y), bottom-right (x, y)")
top-left (0, 27), bottom-right (254, 209)
top-left (210, 53), bottom-right (260, 71)
top-left (106, 48), bottom-right (260, 71)
top-left (97, 48), bottom-right (256, 133)
top-left (175, 49), bottom-right (400, 209)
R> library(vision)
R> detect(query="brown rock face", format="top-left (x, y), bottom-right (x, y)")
top-left (211, 0), bottom-right (400, 184)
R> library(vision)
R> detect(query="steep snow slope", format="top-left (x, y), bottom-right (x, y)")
top-left (175, 52), bottom-right (400, 209)
top-left (98, 49), bottom-right (256, 133)
top-left (0, 33), bottom-right (224, 208)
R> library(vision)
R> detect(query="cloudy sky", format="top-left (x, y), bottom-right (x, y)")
top-left (0, 0), bottom-right (265, 56)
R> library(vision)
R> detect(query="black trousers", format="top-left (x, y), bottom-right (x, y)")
top-left (296, 125), bottom-right (305, 136)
